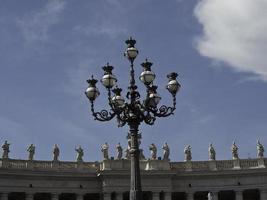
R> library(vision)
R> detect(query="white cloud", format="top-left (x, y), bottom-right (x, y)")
top-left (73, 24), bottom-right (127, 39)
top-left (17, 0), bottom-right (65, 42)
top-left (194, 0), bottom-right (267, 81)
top-left (72, 0), bottom-right (127, 39)
top-left (64, 59), bottom-right (94, 96)
top-left (0, 116), bottom-right (30, 144)
top-left (0, 116), bottom-right (24, 135)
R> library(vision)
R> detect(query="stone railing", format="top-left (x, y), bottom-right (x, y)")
top-left (0, 158), bottom-right (98, 172)
top-left (171, 158), bottom-right (266, 172)
top-left (99, 158), bottom-right (266, 172)
top-left (99, 159), bottom-right (170, 171)
top-left (0, 158), bottom-right (266, 172)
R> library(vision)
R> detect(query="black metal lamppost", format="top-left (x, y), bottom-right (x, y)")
top-left (85, 37), bottom-right (181, 200)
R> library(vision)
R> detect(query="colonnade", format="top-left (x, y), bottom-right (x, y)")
top-left (0, 193), bottom-right (97, 200)
top-left (0, 189), bottom-right (266, 200)
top-left (183, 188), bottom-right (267, 200)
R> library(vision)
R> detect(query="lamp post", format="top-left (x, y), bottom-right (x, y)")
top-left (85, 37), bottom-right (181, 200)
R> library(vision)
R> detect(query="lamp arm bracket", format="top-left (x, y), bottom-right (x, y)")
top-left (90, 102), bottom-right (116, 122)
top-left (143, 112), bottom-right (156, 125)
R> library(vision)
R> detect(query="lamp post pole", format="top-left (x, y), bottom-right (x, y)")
top-left (85, 37), bottom-right (181, 200)
top-left (129, 121), bottom-right (142, 200)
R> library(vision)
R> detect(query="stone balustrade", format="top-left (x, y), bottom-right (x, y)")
top-left (171, 158), bottom-right (266, 172)
top-left (0, 158), bottom-right (98, 172)
top-left (1, 157), bottom-right (266, 172)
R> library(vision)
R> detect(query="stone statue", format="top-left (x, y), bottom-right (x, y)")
top-left (149, 143), bottom-right (157, 160)
top-left (207, 192), bottom-right (213, 200)
top-left (184, 145), bottom-right (192, 161)
top-left (124, 139), bottom-right (131, 159)
top-left (124, 136), bottom-right (132, 159)
top-left (27, 144), bottom-right (35, 161)
top-left (139, 149), bottom-right (146, 160)
top-left (75, 145), bottom-right (84, 162)
top-left (116, 143), bottom-right (123, 160)
top-left (53, 144), bottom-right (60, 161)
top-left (231, 141), bottom-right (239, 160)
top-left (127, 133), bottom-right (131, 146)
top-left (162, 142), bottom-right (170, 160)
top-left (209, 143), bottom-right (216, 160)
top-left (2, 140), bottom-right (10, 159)
top-left (125, 132), bottom-right (143, 160)
top-left (124, 148), bottom-right (130, 159)
top-left (136, 134), bottom-right (145, 160)
top-left (257, 140), bottom-right (264, 158)
top-left (101, 142), bottom-right (109, 160)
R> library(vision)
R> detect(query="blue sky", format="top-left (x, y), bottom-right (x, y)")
top-left (0, 0), bottom-right (267, 162)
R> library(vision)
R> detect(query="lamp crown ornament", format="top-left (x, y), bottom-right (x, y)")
top-left (86, 75), bottom-right (98, 86)
top-left (112, 86), bottom-right (123, 96)
top-left (148, 85), bottom-right (158, 93)
top-left (141, 59), bottom-right (153, 71)
top-left (102, 63), bottom-right (114, 74)
top-left (125, 36), bottom-right (137, 47)
top-left (167, 72), bottom-right (178, 80)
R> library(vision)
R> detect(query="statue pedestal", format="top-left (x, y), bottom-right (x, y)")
top-left (76, 161), bottom-right (84, 169)
top-left (233, 159), bottom-right (241, 169)
top-left (27, 160), bottom-right (34, 169)
top-left (52, 161), bottom-right (60, 169)
top-left (257, 158), bottom-right (265, 168)
top-left (185, 161), bottom-right (192, 171)
top-left (145, 159), bottom-right (170, 170)
top-left (101, 159), bottom-right (111, 170)
top-left (209, 160), bottom-right (217, 171)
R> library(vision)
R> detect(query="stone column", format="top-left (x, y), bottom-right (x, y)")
top-left (235, 191), bottom-right (243, 200)
top-left (25, 193), bottom-right (34, 200)
top-left (103, 193), bottom-right (111, 200)
top-left (260, 189), bottom-right (267, 200)
top-left (117, 192), bottom-right (123, 200)
top-left (76, 194), bottom-right (84, 200)
top-left (164, 192), bottom-right (172, 200)
top-left (210, 192), bottom-right (218, 200)
top-left (51, 193), bottom-right (59, 200)
top-left (0, 193), bottom-right (9, 200)
top-left (186, 192), bottom-right (194, 200)
top-left (152, 192), bottom-right (160, 200)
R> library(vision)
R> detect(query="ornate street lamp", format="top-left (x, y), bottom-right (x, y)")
top-left (85, 37), bottom-right (181, 200)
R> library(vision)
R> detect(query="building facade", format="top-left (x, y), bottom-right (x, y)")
top-left (0, 156), bottom-right (267, 200)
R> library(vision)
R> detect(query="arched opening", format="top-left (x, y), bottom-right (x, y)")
top-left (34, 193), bottom-right (51, 200)
top-left (111, 192), bottom-right (116, 200)
top-left (243, 189), bottom-right (260, 200)
top-left (194, 191), bottom-right (209, 200)
top-left (218, 190), bottom-right (235, 200)
top-left (159, 191), bottom-right (164, 200)
top-left (8, 192), bottom-right (25, 200)
top-left (142, 191), bottom-right (152, 200)
top-left (171, 192), bottom-right (186, 200)
top-left (59, 193), bottom-right (76, 200)
top-left (84, 193), bottom-right (100, 200)
top-left (123, 192), bottom-right (129, 200)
